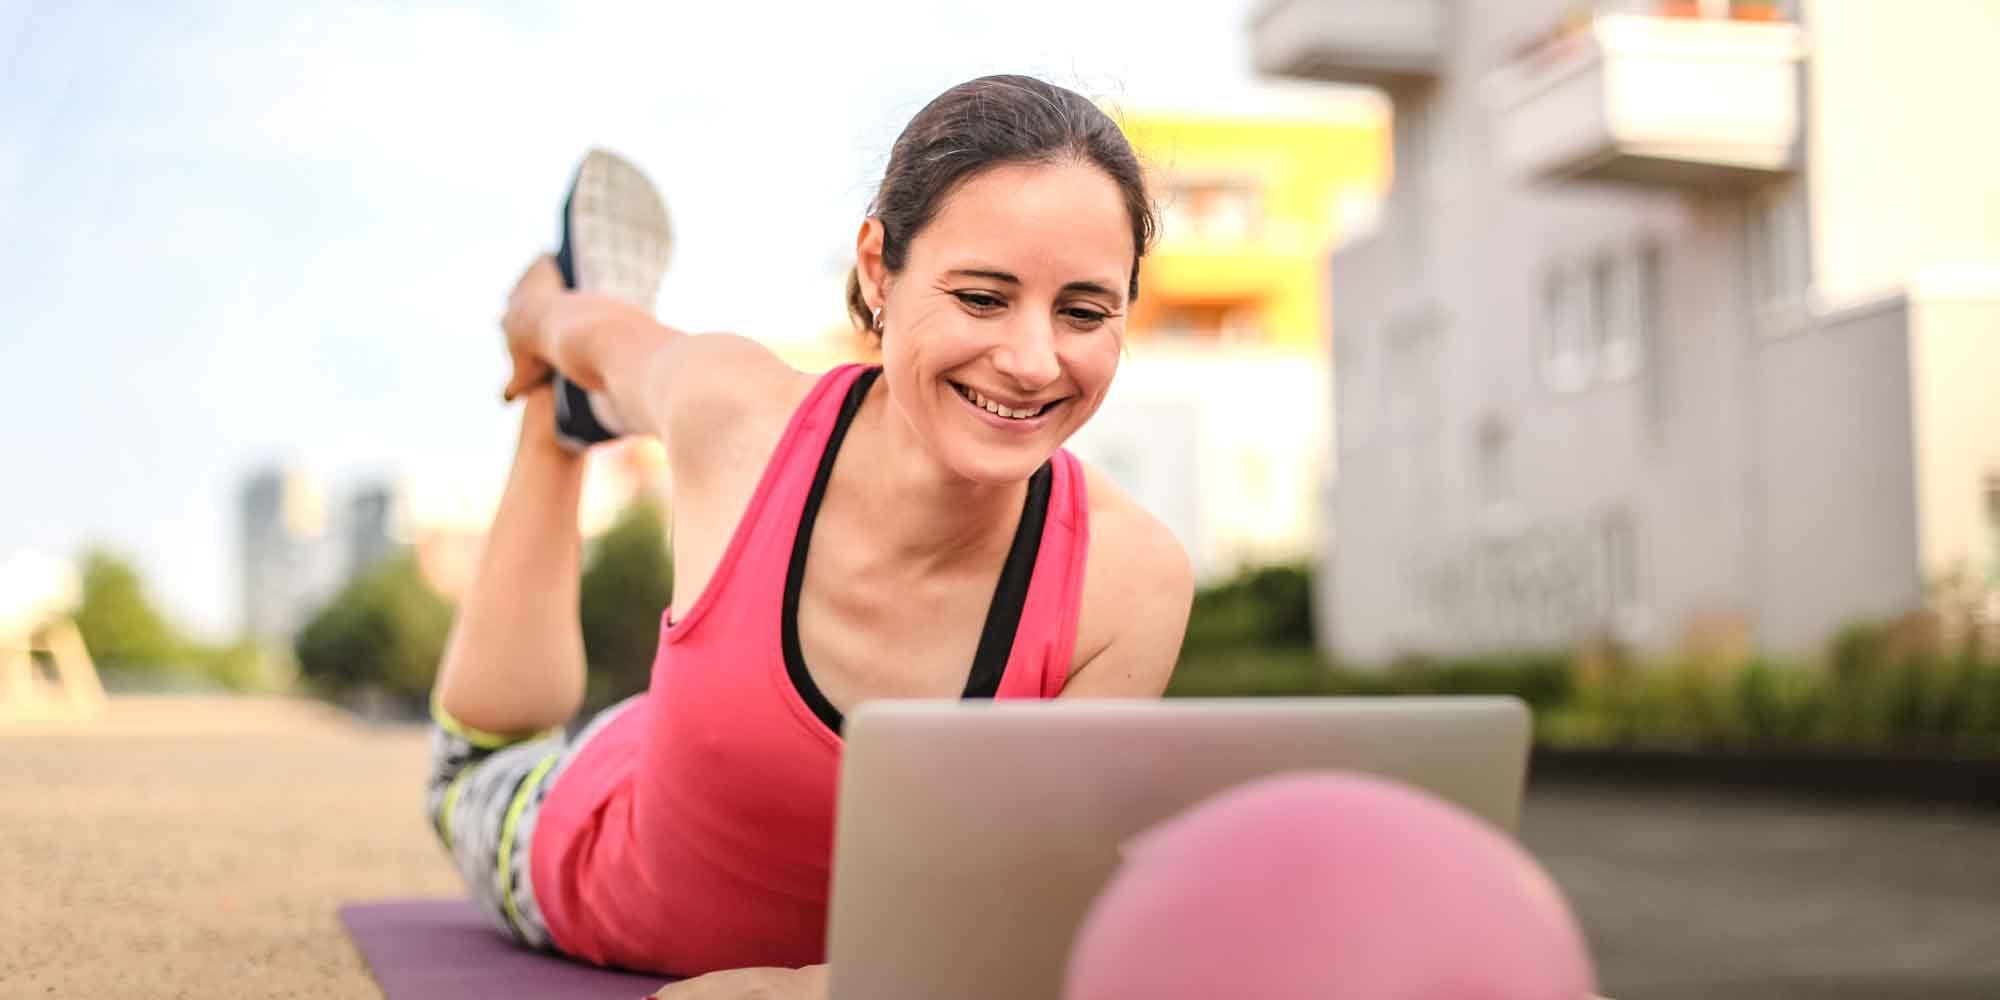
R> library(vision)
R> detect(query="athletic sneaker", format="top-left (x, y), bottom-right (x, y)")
top-left (549, 148), bottom-right (674, 452)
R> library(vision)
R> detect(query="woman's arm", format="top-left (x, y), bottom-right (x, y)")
top-left (1059, 470), bottom-right (1195, 700)
top-left (500, 255), bottom-right (795, 449)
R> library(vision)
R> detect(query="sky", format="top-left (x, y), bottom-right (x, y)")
top-left (0, 0), bottom-right (1338, 638)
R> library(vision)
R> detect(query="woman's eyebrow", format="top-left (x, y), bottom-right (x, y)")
top-left (944, 267), bottom-right (1122, 301)
top-left (945, 267), bottom-right (1021, 285)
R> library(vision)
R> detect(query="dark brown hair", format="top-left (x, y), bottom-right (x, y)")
top-left (846, 74), bottom-right (1157, 336)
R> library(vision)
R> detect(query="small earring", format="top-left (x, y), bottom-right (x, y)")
top-left (870, 306), bottom-right (884, 333)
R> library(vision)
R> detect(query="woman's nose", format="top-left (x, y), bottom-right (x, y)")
top-left (992, 314), bottom-right (1061, 390)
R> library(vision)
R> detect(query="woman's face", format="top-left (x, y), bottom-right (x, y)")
top-left (865, 159), bottom-right (1131, 485)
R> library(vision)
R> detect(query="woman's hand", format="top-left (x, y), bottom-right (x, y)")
top-left (500, 254), bottom-right (566, 402)
top-left (649, 964), bottom-right (828, 999)
top-left (499, 253), bottom-right (660, 404)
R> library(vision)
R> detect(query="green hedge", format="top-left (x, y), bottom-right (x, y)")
top-left (1170, 643), bottom-right (2000, 756)
top-left (1168, 564), bottom-right (2000, 756)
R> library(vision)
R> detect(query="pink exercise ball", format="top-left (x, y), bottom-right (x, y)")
top-left (1063, 772), bottom-right (1596, 1000)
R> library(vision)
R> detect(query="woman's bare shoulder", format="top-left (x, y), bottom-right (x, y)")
top-left (669, 333), bottom-right (818, 419)
top-left (1064, 458), bottom-right (1194, 697)
top-left (661, 334), bottom-right (821, 475)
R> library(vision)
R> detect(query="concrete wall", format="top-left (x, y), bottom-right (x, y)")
top-left (1751, 295), bottom-right (1923, 656)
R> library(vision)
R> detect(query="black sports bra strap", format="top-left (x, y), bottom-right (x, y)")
top-left (782, 367), bottom-right (1053, 735)
top-left (962, 461), bottom-right (1052, 699)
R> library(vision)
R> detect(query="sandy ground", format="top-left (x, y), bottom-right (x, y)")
top-left (7, 696), bottom-right (1999, 998)
top-left (2, 697), bottom-right (458, 998)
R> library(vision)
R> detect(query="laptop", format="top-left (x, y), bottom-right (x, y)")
top-left (823, 696), bottom-right (1533, 1000)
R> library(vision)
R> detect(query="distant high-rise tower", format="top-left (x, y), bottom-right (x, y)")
top-left (240, 467), bottom-right (333, 648)
top-left (346, 482), bottom-right (399, 581)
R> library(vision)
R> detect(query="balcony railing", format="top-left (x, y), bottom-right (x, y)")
top-left (1494, 12), bottom-right (1806, 187)
top-left (1250, 0), bottom-right (1444, 90)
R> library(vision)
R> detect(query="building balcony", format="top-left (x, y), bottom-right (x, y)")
top-left (1494, 13), bottom-right (1806, 187)
top-left (1250, 0), bottom-right (1444, 90)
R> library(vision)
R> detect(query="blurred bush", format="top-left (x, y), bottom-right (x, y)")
top-left (1182, 563), bottom-right (1314, 649)
top-left (73, 547), bottom-right (287, 692)
top-left (73, 548), bottom-right (186, 673)
top-left (578, 497), bottom-right (674, 714)
top-left (285, 499), bottom-right (673, 717)
top-left (294, 551), bottom-right (453, 709)
top-left (1169, 563), bottom-right (2000, 757)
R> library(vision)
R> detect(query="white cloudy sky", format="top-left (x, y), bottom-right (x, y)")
top-left (0, 0), bottom-right (1330, 637)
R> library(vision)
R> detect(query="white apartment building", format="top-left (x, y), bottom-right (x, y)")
top-left (1067, 346), bottom-right (1333, 580)
top-left (1254, 0), bottom-right (2000, 663)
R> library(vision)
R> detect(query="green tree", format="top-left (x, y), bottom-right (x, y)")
top-left (579, 497), bottom-right (674, 712)
top-left (293, 551), bottom-right (453, 707)
top-left (1182, 563), bottom-right (1316, 651)
top-left (72, 547), bottom-right (187, 673)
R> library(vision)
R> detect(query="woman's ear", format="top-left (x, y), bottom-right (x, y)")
top-left (854, 217), bottom-right (889, 310)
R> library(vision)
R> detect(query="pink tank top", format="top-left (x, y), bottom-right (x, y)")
top-left (530, 363), bottom-right (1091, 975)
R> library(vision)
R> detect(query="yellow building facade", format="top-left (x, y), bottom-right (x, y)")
top-left (1119, 107), bottom-right (1387, 353)
top-left (1053, 98), bottom-right (1389, 578)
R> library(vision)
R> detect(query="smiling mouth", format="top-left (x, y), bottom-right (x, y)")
top-left (951, 382), bottom-right (1062, 420)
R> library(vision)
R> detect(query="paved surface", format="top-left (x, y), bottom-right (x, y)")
top-left (1521, 777), bottom-right (2000, 998)
top-left (4, 697), bottom-right (1997, 997)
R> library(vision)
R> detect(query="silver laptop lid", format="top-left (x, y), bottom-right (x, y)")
top-left (826, 696), bottom-right (1532, 1000)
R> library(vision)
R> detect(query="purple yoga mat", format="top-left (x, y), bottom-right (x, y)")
top-left (340, 899), bottom-right (673, 999)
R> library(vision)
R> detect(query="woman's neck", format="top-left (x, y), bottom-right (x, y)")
top-left (835, 381), bottom-right (1029, 573)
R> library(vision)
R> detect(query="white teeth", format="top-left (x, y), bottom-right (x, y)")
top-left (956, 384), bottom-right (1046, 420)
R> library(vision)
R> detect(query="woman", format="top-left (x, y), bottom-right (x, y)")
top-left (425, 74), bottom-right (1193, 999)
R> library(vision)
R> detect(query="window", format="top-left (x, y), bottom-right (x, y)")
top-left (1161, 179), bottom-right (1262, 246)
top-left (1638, 245), bottom-right (1667, 443)
top-left (1543, 266), bottom-right (1593, 392)
top-left (1598, 251), bottom-right (1648, 380)
top-left (1154, 303), bottom-right (1262, 344)
top-left (1475, 417), bottom-right (1514, 513)
top-left (1602, 511), bottom-right (1641, 619)
top-left (1749, 178), bottom-right (1811, 312)
top-left (1543, 243), bottom-right (1657, 392)
top-left (1633, 0), bottom-right (1793, 20)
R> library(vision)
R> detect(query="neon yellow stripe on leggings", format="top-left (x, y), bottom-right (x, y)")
top-left (432, 692), bottom-right (556, 750)
top-left (498, 753), bottom-right (560, 939)
top-left (438, 770), bottom-right (472, 842)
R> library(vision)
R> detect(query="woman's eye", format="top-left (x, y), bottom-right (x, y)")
top-left (1063, 308), bottom-right (1110, 330)
top-left (953, 291), bottom-right (1004, 311)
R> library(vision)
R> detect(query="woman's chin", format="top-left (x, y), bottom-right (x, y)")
top-left (941, 440), bottom-right (1057, 486)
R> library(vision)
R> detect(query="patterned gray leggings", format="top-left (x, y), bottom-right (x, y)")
top-left (422, 695), bottom-right (641, 949)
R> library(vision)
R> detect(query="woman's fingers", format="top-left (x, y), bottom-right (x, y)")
top-left (500, 254), bottom-right (566, 401)
top-left (500, 361), bottom-right (549, 403)
top-left (646, 966), bottom-right (825, 999)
